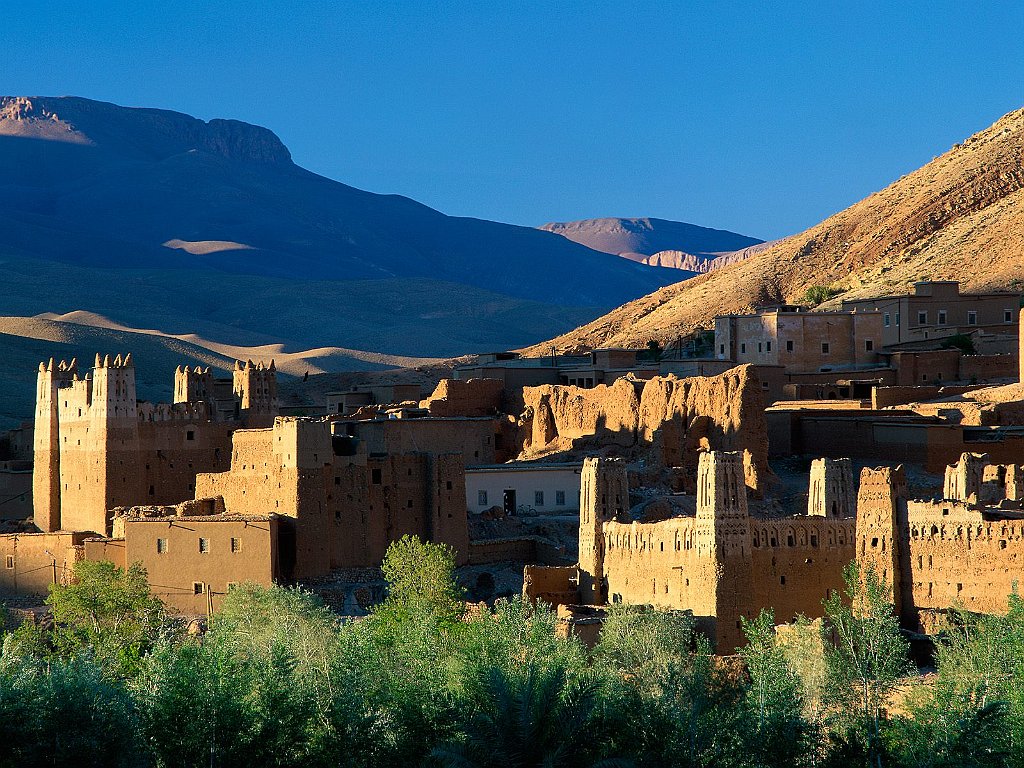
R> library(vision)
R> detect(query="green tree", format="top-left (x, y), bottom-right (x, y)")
top-left (47, 560), bottom-right (165, 677)
top-left (801, 285), bottom-right (843, 306)
top-left (380, 535), bottom-right (464, 622)
top-left (738, 609), bottom-right (813, 767)
top-left (821, 562), bottom-right (912, 767)
top-left (939, 333), bottom-right (976, 355)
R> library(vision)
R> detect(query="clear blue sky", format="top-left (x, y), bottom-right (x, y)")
top-left (6, 1), bottom-right (1024, 239)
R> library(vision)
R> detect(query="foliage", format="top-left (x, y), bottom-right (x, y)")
top-left (738, 609), bottom-right (814, 767)
top-left (46, 559), bottom-right (166, 677)
top-left (801, 285), bottom-right (843, 306)
top-left (939, 333), bottom-right (976, 355)
top-left (821, 562), bottom-right (913, 766)
top-left (380, 534), bottom-right (464, 622)
top-left (640, 339), bottom-right (664, 362)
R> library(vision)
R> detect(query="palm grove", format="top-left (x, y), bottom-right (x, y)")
top-left (0, 536), bottom-right (1018, 768)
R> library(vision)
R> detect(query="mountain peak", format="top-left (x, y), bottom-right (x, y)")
top-left (0, 96), bottom-right (292, 165)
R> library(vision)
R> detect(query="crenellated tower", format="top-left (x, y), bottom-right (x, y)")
top-left (174, 365), bottom-right (214, 404)
top-left (943, 452), bottom-right (989, 506)
top-left (854, 465), bottom-right (907, 618)
top-left (578, 456), bottom-right (628, 605)
top-left (233, 359), bottom-right (278, 426)
top-left (696, 450), bottom-right (752, 651)
top-left (32, 357), bottom-right (78, 532)
top-left (808, 457), bottom-right (855, 518)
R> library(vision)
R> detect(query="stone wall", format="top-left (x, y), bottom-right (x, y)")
top-left (518, 366), bottom-right (769, 492)
top-left (420, 378), bottom-right (504, 417)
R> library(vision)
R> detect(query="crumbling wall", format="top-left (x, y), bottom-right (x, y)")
top-left (420, 378), bottom-right (504, 417)
top-left (522, 564), bottom-right (580, 605)
top-left (518, 366), bottom-right (769, 491)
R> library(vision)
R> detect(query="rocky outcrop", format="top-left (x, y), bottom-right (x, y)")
top-left (517, 365), bottom-right (769, 491)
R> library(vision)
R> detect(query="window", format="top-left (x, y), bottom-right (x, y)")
top-left (968, 311), bottom-right (978, 325)
top-left (740, 343), bottom-right (746, 353)
top-left (478, 490), bottom-right (488, 506)
top-left (198, 538), bottom-right (210, 554)
top-left (719, 344), bottom-right (724, 355)
top-left (766, 341), bottom-right (772, 352)
top-left (785, 340), bottom-right (793, 352)
top-left (556, 490), bottom-right (566, 505)
top-left (535, 491), bottom-right (544, 506)
top-left (865, 339), bottom-right (873, 351)
top-left (186, 430), bottom-right (195, 441)
top-left (821, 342), bottom-right (830, 354)
top-left (917, 311), bottom-right (927, 325)
top-left (230, 537), bottom-right (241, 553)
top-left (371, 468), bottom-right (382, 484)
top-left (895, 312), bottom-right (900, 326)
top-left (938, 310), bottom-right (947, 325)
top-left (884, 313), bottom-right (890, 327)
top-left (193, 582), bottom-right (205, 595)
top-left (156, 538), bottom-right (168, 554)
top-left (1005, 309), bottom-right (1014, 323)
top-left (757, 342), bottom-right (762, 353)
top-left (446, 480), bottom-right (453, 490)
top-left (4, 556), bottom-right (12, 569)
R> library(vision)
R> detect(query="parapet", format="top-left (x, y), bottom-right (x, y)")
top-left (943, 452), bottom-right (990, 505)
top-left (807, 457), bottom-right (855, 518)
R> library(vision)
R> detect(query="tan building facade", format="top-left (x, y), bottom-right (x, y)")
top-left (842, 281), bottom-right (1021, 349)
top-left (715, 308), bottom-right (883, 374)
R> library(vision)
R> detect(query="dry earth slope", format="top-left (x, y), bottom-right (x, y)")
top-left (528, 106), bottom-right (1024, 353)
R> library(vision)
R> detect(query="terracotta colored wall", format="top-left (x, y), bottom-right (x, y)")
top-left (0, 532), bottom-right (84, 595)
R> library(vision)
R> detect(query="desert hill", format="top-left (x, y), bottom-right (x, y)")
top-left (0, 96), bottom-right (685, 367)
top-left (0, 314), bottom-right (443, 428)
top-left (528, 107), bottom-right (1024, 353)
top-left (539, 217), bottom-right (764, 272)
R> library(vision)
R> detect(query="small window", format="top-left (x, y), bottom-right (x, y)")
top-left (230, 537), bottom-right (241, 553)
top-left (199, 538), bottom-right (210, 554)
top-left (766, 341), bottom-right (772, 352)
top-left (821, 342), bottom-right (830, 354)
top-left (938, 310), bottom-right (947, 325)
top-left (186, 430), bottom-right (195, 441)
top-left (780, 576), bottom-right (786, 585)
top-left (478, 490), bottom-right (488, 506)
top-left (968, 311), bottom-right (977, 325)
top-left (884, 313), bottom-right (890, 327)
top-left (556, 490), bottom-right (566, 505)
top-left (371, 468), bottom-right (382, 484)
top-left (4, 556), bottom-right (13, 569)
top-left (535, 491), bottom-right (544, 506)
top-left (156, 538), bottom-right (168, 554)
top-left (1005, 309), bottom-right (1013, 323)
top-left (785, 340), bottom-right (794, 352)
top-left (719, 344), bottom-right (725, 355)
top-left (865, 339), bottom-right (873, 351)
top-left (193, 582), bottom-right (205, 595)
top-left (757, 342), bottom-right (762, 353)
top-left (740, 343), bottom-right (746, 354)
top-left (446, 480), bottom-right (453, 490)
top-left (918, 311), bottom-right (927, 325)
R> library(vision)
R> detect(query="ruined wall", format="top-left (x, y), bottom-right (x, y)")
top-left (807, 458), bottom-right (855, 518)
top-left (519, 366), bottom-right (769, 491)
top-left (0, 532), bottom-right (85, 595)
top-left (121, 516), bottom-right (278, 615)
top-left (523, 564), bottom-right (580, 605)
top-left (351, 417), bottom-right (509, 466)
top-left (420, 378), bottom-right (504, 417)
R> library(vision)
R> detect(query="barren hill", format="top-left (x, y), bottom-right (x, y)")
top-left (528, 107), bottom-right (1024, 353)
top-left (0, 96), bottom-right (684, 366)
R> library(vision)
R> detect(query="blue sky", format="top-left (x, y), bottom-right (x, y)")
top-left (5, 1), bottom-right (1024, 239)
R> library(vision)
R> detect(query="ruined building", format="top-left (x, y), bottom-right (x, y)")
top-left (856, 452), bottom-right (1024, 632)
top-left (33, 355), bottom-right (277, 537)
top-left (530, 453), bottom-right (856, 651)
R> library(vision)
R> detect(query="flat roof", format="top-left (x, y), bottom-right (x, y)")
top-left (467, 462), bottom-right (583, 473)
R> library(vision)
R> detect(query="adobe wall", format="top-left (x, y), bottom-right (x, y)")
top-left (351, 417), bottom-right (510, 466)
top-left (519, 366), bottom-right (769, 492)
top-left (82, 538), bottom-right (126, 570)
top-left (872, 385), bottom-right (983, 410)
top-left (522, 564), bottom-right (580, 605)
top-left (420, 378), bottom-right (504, 417)
top-left (0, 532), bottom-right (86, 595)
top-left (121, 516), bottom-right (278, 615)
top-left (0, 463), bottom-right (32, 521)
top-left (960, 354), bottom-right (1017, 383)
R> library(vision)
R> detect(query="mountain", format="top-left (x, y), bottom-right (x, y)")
top-left (538, 217), bottom-right (764, 271)
top-left (527, 107), bottom-right (1024, 353)
top-left (0, 96), bottom-right (684, 367)
top-left (622, 241), bottom-right (779, 273)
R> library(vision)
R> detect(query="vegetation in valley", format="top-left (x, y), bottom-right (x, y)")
top-left (0, 545), bottom-right (1019, 767)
